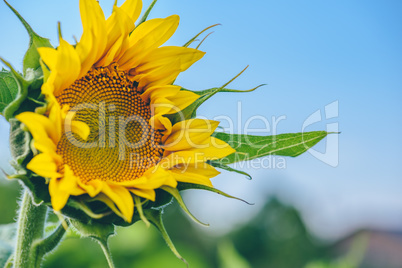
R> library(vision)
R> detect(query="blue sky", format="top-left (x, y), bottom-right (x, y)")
top-left (0, 0), bottom-right (401, 240)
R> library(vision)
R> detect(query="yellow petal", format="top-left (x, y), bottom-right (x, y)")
top-left (135, 46), bottom-right (205, 74)
top-left (129, 189), bottom-right (155, 201)
top-left (27, 153), bottom-right (61, 179)
top-left (49, 180), bottom-right (70, 212)
top-left (132, 59), bottom-right (182, 89)
top-left (96, 7), bottom-right (133, 67)
top-left (37, 47), bottom-right (58, 69)
top-left (70, 120), bottom-right (90, 141)
top-left (77, 0), bottom-right (107, 77)
top-left (163, 119), bottom-right (219, 151)
top-left (150, 114), bottom-right (172, 133)
top-left (159, 137), bottom-right (235, 169)
top-left (77, 179), bottom-right (103, 197)
top-left (49, 165), bottom-right (80, 211)
top-left (141, 85), bottom-right (181, 102)
top-left (169, 163), bottom-right (220, 187)
top-left (118, 165), bottom-right (176, 189)
top-left (120, 0), bottom-right (142, 23)
top-left (16, 112), bottom-right (59, 145)
top-left (118, 15), bottom-right (179, 70)
top-left (102, 183), bottom-right (134, 222)
top-left (39, 38), bottom-right (81, 95)
top-left (166, 90), bottom-right (199, 113)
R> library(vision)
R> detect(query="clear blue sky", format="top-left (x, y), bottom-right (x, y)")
top-left (0, 0), bottom-right (401, 240)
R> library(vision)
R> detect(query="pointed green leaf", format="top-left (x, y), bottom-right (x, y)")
top-left (177, 182), bottom-right (252, 205)
top-left (208, 160), bottom-right (252, 180)
top-left (4, 0), bottom-right (52, 76)
top-left (0, 70), bottom-right (18, 114)
top-left (161, 186), bottom-right (209, 226)
top-left (144, 209), bottom-right (188, 266)
top-left (214, 131), bottom-right (330, 164)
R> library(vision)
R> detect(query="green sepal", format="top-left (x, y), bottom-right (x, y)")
top-left (208, 160), bottom-right (252, 180)
top-left (177, 182), bottom-right (252, 205)
top-left (9, 174), bottom-right (51, 206)
top-left (9, 119), bottom-right (32, 167)
top-left (0, 59), bottom-right (30, 121)
top-left (70, 219), bottom-right (115, 241)
top-left (8, 117), bottom-right (51, 206)
top-left (145, 188), bottom-right (174, 209)
top-left (62, 199), bottom-right (117, 225)
top-left (0, 69), bottom-right (18, 114)
top-left (0, 223), bottom-right (17, 268)
top-left (214, 131), bottom-right (330, 164)
top-left (166, 84), bottom-right (264, 125)
top-left (183, 23), bottom-right (220, 48)
top-left (133, 196), bottom-right (151, 227)
top-left (4, 0), bottom-right (53, 76)
top-left (137, 0), bottom-right (158, 26)
top-left (161, 186), bottom-right (209, 227)
top-left (187, 85), bottom-right (264, 96)
top-left (144, 209), bottom-right (188, 266)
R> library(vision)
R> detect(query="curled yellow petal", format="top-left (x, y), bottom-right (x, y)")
top-left (27, 153), bottom-right (61, 180)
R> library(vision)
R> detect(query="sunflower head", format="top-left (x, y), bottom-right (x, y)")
top-left (6, 0), bottom-right (235, 224)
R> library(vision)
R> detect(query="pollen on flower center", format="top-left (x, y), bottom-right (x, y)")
top-left (56, 64), bottom-right (164, 183)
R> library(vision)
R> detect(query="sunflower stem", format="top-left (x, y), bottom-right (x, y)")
top-left (14, 189), bottom-right (48, 268)
top-left (97, 239), bottom-right (116, 268)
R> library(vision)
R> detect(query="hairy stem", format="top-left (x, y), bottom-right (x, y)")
top-left (13, 190), bottom-right (47, 268)
top-left (98, 239), bottom-right (115, 268)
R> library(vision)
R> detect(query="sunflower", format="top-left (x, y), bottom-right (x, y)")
top-left (15, 0), bottom-right (235, 222)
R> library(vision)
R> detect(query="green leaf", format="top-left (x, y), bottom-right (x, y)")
top-left (161, 186), bottom-right (209, 226)
top-left (177, 182), bottom-right (252, 205)
top-left (0, 223), bottom-right (17, 267)
top-left (0, 70), bottom-right (18, 114)
top-left (4, 0), bottom-right (52, 76)
top-left (208, 160), bottom-right (252, 180)
top-left (144, 209), bottom-right (188, 266)
top-left (214, 131), bottom-right (330, 164)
